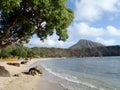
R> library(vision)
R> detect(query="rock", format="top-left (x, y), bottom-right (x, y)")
top-left (28, 66), bottom-right (43, 76)
top-left (29, 69), bottom-right (37, 76)
top-left (22, 71), bottom-right (29, 75)
top-left (0, 66), bottom-right (10, 77)
top-left (64, 89), bottom-right (69, 90)
top-left (13, 74), bottom-right (19, 77)
top-left (25, 58), bottom-right (29, 60)
top-left (7, 63), bottom-right (20, 67)
top-left (21, 61), bottom-right (28, 64)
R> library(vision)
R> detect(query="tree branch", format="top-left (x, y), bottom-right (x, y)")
top-left (0, 18), bottom-right (18, 41)
top-left (0, 28), bottom-right (38, 49)
top-left (0, 39), bottom-right (19, 49)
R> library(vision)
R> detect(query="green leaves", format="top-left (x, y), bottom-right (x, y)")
top-left (0, 0), bottom-right (74, 48)
top-left (0, 0), bottom-right (21, 13)
top-left (11, 48), bottom-right (27, 58)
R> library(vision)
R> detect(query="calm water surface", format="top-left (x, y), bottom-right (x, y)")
top-left (38, 57), bottom-right (120, 90)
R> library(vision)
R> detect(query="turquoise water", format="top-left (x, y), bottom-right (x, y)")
top-left (38, 57), bottom-right (120, 90)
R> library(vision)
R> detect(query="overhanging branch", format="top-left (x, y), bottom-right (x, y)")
top-left (0, 18), bottom-right (18, 41)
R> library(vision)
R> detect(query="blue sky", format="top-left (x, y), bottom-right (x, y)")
top-left (25, 0), bottom-right (120, 48)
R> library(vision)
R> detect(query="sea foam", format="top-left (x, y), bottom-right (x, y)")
top-left (40, 64), bottom-right (100, 90)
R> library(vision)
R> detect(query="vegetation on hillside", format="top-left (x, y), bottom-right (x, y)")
top-left (1, 45), bottom-right (120, 59)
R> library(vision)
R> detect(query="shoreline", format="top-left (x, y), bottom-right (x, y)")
top-left (38, 58), bottom-right (100, 90)
top-left (38, 77), bottom-right (65, 90)
top-left (0, 58), bottom-right (65, 90)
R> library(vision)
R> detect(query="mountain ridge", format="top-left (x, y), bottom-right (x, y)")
top-left (70, 39), bottom-right (104, 49)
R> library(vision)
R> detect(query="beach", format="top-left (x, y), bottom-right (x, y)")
top-left (0, 58), bottom-right (65, 90)
top-left (0, 57), bottom-right (119, 90)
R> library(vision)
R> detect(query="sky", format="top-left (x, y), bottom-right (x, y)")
top-left (25, 0), bottom-right (120, 48)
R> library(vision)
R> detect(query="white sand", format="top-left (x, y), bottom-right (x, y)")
top-left (0, 58), bottom-right (65, 90)
top-left (0, 59), bottom-right (40, 90)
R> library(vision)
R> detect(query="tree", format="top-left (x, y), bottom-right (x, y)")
top-left (11, 48), bottom-right (27, 58)
top-left (27, 49), bottom-right (37, 58)
top-left (0, 48), bottom-right (11, 58)
top-left (0, 0), bottom-right (74, 49)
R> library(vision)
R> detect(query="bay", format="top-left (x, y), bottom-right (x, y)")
top-left (38, 57), bottom-right (120, 90)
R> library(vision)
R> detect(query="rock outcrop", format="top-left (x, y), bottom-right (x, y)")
top-left (0, 66), bottom-right (10, 77)
top-left (28, 66), bottom-right (43, 76)
top-left (7, 63), bottom-right (20, 67)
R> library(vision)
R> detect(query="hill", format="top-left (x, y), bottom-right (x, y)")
top-left (69, 45), bottom-right (120, 57)
top-left (70, 39), bottom-right (104, 49)
top-left (1, 42), bottom-right (120, 58)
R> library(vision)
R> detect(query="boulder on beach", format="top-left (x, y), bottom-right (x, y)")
top-left (21, 61), bottom-right (28, 65)
top-left (0, 66), bottom-right (10, 77)
top-left (29, 66), bottom-right (43, 76)
top-left (7, 63), bottom-right (20, 67)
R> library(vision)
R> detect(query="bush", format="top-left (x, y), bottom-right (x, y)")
top-left (0, 48), bottom-right (11, 58)
top-left (11, 48), bottom-right (27, 58)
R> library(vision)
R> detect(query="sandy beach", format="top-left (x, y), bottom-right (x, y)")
top-left (0, 58), bottom-right (65, 90)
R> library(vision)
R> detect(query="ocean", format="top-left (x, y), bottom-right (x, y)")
top-left (37, 57), bottom-right (120, 90)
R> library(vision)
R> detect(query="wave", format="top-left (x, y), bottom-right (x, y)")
top-left (40, 64), bottom-right (104, 90)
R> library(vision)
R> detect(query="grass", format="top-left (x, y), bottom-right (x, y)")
top-left (5, 58), bottom-right (18, 62)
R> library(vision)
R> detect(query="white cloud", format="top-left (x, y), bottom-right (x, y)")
top-left (25, 22), bottom-right (120, 48)
top-left (75, 0), bottom-right (120, 21)
top-left (68, 22), bottom-right (104, 38)
top-left (107, 26), bottom-right (120, 36)
top-left (68, 22), bottom-right (120, 37)
top-left (76, 22), bottom-right (103, 36)
top-left (25, 0), bottom-right (120, 48)
top-left (96, 37), bottom-right (116, 45)
top-left (25, 33), bottom-right (75, 48)
top-left (67, 22), bottom-right (120, 45)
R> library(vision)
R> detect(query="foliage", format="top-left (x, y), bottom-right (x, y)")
top-left (11, 48), bottom-right (27, 58)
top-left (0, 0), bottom-right (21, 13)
top-left (30, 47), bottom-right (70, 58)
top-left (1, 45), bottom-right (120, 58)
top-left (30, 46), bottom-right (120, 58)
top-left (27, 49), bottom-right (37, 58)
top-left (0, 48), bottom-right (11, 58)
top-left (0, 0), bottom-right (74, 49)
